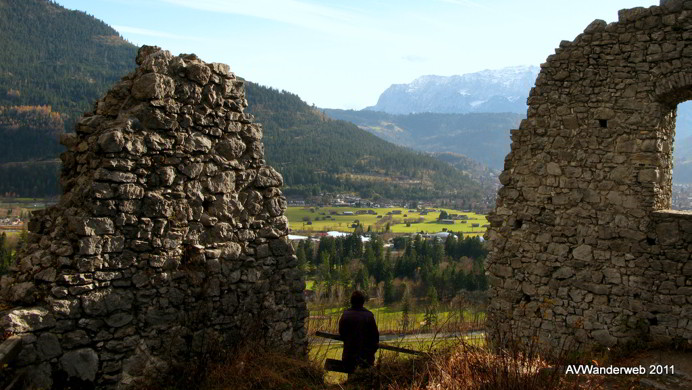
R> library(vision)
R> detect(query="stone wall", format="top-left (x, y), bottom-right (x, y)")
top-left (486, 0), bottom-right (692, 352)
top-left (0, 46), bottom-right (308, 388)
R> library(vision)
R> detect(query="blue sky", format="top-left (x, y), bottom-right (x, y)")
top-left (57, 0), bottom-right (658, 109)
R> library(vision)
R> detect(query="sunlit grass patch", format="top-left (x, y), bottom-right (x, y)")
top-left (285, 206), bottom-right (488, 235)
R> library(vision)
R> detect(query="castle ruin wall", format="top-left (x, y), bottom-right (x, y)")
top-left (0, 46), bottom-right (308, 388)
top-left (486, 0), bottom-right (692, 351)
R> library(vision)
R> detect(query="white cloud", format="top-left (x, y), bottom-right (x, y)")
top-left (157, 0), bottom-right (389, 40)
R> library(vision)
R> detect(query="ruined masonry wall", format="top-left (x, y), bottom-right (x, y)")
top-left (0, 46), bottom-right (307, 388)
top-left (486, 0), bottom-right (692, 351)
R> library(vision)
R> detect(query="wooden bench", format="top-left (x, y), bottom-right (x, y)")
top-left (315, 331), bottom-right (425, 373)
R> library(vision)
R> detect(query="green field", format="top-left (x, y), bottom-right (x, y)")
top-left (286, 206), bottom-right (487, 236)
top-left (309, 303), bottom-right (485, 336)
top-left (305, 281), bottom-right (486, 334)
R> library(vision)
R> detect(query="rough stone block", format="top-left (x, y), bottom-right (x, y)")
top-left (60, 348), bottom-right (99, 382)
top-left (132, 73), bottom-right (175, 100)
top-left (2, 308), bottom-right (56, 333)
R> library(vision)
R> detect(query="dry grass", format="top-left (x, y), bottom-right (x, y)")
top-left (137, 343), bottom-right (325, 390)
top-left (138, 325), bottom-right (670, 390)
top-left (134, 338), bottom-right (646, 390)
top-left (339, 338), bottom-right (577, 390)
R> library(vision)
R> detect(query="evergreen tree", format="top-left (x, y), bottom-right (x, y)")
top-left (354, 266), bottom-right (369, 291)
top-left (296, 246), bottom-right (307, 270)
top-left (423, 286), bottom-right (439, 328)
top-left (0, 233), bottom-right (7, 274)
top-left (383, 271), bottom-right (396, 305)
top-left (400, 292), bottom-right (411, 333)
top-left (432, 241), bottom-right (445, 265)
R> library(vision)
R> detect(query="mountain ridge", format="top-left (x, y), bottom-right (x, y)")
top-left (0, 0), bottom-right (487, 205)
top-left (366, 65), bottom-right (539, 115)
top-left (359, 66), bottom-right (692, 184)
top-left (324, 108), bottom-right (521, 171)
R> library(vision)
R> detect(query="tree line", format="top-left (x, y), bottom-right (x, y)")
top-left (296, 233), bottom-right (488, 306)
top-left (0, 0), bottom-right (137, 123)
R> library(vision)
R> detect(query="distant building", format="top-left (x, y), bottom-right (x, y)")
top-left (326, 231), bottom-right (370, 242)
top-left (440, 219), bottom-right (455, 224)
top-left (429, 232), bottom-right (454, 239)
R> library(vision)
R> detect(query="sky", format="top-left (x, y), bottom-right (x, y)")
top-left (57, 0), bottom-right (659, 110)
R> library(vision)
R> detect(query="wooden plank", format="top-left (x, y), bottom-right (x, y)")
top-left (0, 336), bottom-right (22, 368)
top-left (315, 331), bottom-right (342, 342)
top-left (315, 331), bottom-right (425, 356)
top-left (376, 343), bottom-right (426, 356)
top-left (324, 358), bottom-right (350, 373)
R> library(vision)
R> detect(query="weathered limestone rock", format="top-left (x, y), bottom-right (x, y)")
top-left (2, 308), bottom-right (56, 333)
top-left (0, 46), bottom-right (307, 388)
top-left (60, 348), bottom-right (99, 382)
top-left (486, 1), bottom-right (692, 353)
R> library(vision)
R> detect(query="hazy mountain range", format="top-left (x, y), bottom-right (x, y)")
top-left (345, 65), bottom-right (692, 184)
top-left (324, 109), bottom-right (521, 172)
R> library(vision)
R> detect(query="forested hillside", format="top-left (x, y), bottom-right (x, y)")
top-left (324, 109), bottom-right (522, 171)
top-left (0, 0), bottom-right (485, 203)
top-left (0, 0), bottom-right (138, 197)
top-left (246, 83), bottom-right (484, 203)
top-left (0, 0), bottom-right (137, 123)
top-left (0, 106), bottom-right (63, 163)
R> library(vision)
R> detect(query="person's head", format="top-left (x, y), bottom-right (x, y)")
top-left (350, 290), bottom-right (366, 308)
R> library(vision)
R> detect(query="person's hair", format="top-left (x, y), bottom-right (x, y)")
top-left (350, 290), bottom-right (366, 308)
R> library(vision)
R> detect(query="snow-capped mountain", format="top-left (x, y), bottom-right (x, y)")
top-left (366, 65), bottom-right (540, 115)
top-left (359, 65), bottom-right (692, 183)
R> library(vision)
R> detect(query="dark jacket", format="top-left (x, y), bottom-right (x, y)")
top-left (339, 307), bottom-right (379, 372)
